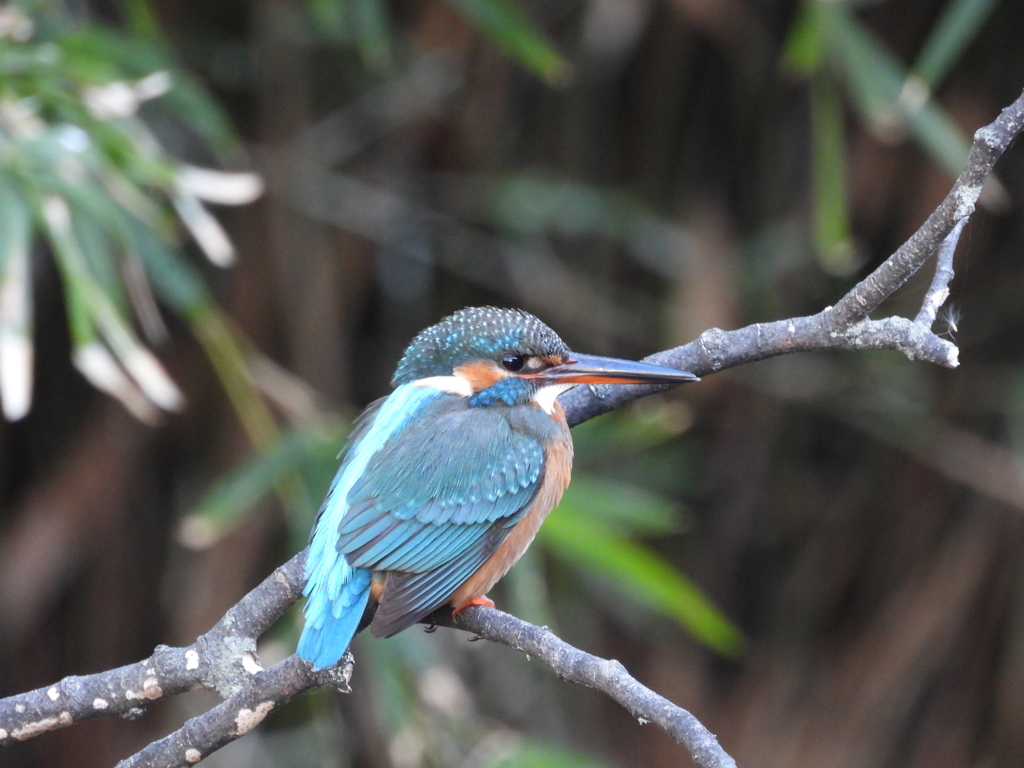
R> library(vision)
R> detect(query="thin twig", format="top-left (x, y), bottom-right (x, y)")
top-left (916, 218), bottom-right (966, 327)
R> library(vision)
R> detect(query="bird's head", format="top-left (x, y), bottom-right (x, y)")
top-left (392, 307), bottom-right (698, 411)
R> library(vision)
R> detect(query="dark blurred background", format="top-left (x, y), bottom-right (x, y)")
top-left (3, 0), bottom-right (1024, 766)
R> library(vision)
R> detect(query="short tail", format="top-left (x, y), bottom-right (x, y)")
top-left (298, 567), bottom-right (372, 669)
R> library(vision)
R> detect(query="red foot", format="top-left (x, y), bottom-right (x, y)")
top-left (452, 595), bottom-right (495, 618)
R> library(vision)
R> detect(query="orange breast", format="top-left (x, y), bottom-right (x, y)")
top-left (449, 403), bottom-right (573, 608)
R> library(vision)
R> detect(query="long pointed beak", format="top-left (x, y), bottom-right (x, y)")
top-left (525, 353), bottom-right (699, 386)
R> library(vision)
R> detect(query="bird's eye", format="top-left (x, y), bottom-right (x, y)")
top-left (501, 354), bottom-right (526, 372)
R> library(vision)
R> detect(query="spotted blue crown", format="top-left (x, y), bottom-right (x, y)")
top-left (391, 307), bottom-right (570, 386)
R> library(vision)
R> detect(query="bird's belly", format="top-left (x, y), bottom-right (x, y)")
top-left (448, 425), bottom-right (573, 607)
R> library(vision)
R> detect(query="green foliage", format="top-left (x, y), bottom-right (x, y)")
top-left (782, 0), bottom-right (1001, 269)
top-left (0, 1), bottom-right (263, 423)
top-left (913, 0), bottom-right (1000, 87)
top-left (182, 421), bottom-right (346, 550)
top-left (820, 4), bottom-right (972, 178)
top-left (540, 485), bottom-right (746, 657)
top-left (492, 742), bottom-right (612, 768)
top-left (445, 0), bottom-right (570, 84)
top-left (306, 0), bottom-right (570, 84)
top-left (809, 70), bottom-right (854, 275)
top-left (309, 0), bottom-right (394, 73)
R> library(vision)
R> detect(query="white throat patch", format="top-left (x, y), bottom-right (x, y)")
top-left (533, 383), bottom-right (573, 415)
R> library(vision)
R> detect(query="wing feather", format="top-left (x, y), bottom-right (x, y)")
top-left (370, 527), bottom-right (506, 637)
top-left (321, 392), bottom-right (566, 635)
top-left (334, 398), bottom-right (548, 573)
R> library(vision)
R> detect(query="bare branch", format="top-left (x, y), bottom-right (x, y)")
top-left (0, 554), bottom-right (305, 744)
top-left (4, 86), bottom-right (1024, 768)
top-left (825, 88), bottom-right (1024, 330)
top-left (435, 607), bottom-right (737, 768)
top-left (114, 653), bottom-right (354, 768)
top-left (562, 313), bottom-right (958, 427)
top-left (915, 218), bottom-right (966, 327)
top-left (0, 650), bottom-right (193, 744)
top-left (562, 87), bottom-right (1024, 425)
top-left (108, 551), bottom-right (735, 768)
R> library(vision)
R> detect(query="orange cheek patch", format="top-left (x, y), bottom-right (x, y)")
top-left (453, 361), bottom-right (506, 393)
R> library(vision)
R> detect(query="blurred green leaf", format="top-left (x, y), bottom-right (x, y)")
top-left (42, 195), bottom-right (184, 417)
top-left (493, 741), bottom-right (612, 768)
top-left (59, 27), bottom-right (169, 79)
top-left (780, 1), bottom-right (824, 76)
top-left (352, 0), bottom-right (393, 72)
top-left (122, 0), bottom-right (162, 39)
top-left (309, 0), bottom-right (348, 38)
top-left (72, 205), bottom-right (126, 311)
top-left (40, 197), bottom-right (109, 347)
top-left (558, 475), bottom-right (684, 536)
top-left (810, 70), bottom-right (855, 275)
top-left (0, 171), bottom-right (32, 277)
top-left (126, 217), bottom-right (209, 313)
top-left (0, 170), bottom-right (35, 420)
top-left (570, 404), bottom-right (692, 465)
top-left (191, 308), bottom-right (289, 449)
top-left (60, 28), bottom-right (236, 156)
top-left (53, 235), bottom-right (101, 349)
top-left (820, 4), bottom-right (973, 179)
top-left (445, 0), bottom-right (571, 85)
top-left (912, 0), bottom-right (1000, 88)
top-left (193, 425), bottom-right (344, 534)
top-left (161, 74), bottom-right (238, 157)
top-left (540, 506), bottom-right (746, 657)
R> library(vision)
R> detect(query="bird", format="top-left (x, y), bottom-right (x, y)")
top-left (298, 306), bottom-right (698, 669)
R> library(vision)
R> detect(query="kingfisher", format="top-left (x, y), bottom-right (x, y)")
top-left (298, 306), bottom-right (698, 669)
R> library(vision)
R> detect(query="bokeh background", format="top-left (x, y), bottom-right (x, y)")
top-left (3, 0), bottom-right (1024, 766)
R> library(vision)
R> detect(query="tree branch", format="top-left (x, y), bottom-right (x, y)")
top-left (825, 89), bottom-right (1024, 329)
top-left (562, 87), bottom-right (1024, 426)
top-left (0, 554), bottom-right (305, 744)
top-left (435, 607), bottom-right (737, 768)
top-left (560, 313), bottom-right (958, 427)
top-left (3, 87), bottom-right (1024, 768)
top-left (115, 651), bottom-right (354, 768)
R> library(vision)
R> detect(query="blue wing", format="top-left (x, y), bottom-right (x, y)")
top-left (301, 384), bottom-right (440, 668)
top-left (339, 395), bottom-right (553, 636)
top-left (300, 383), bottom-right (556, 665)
